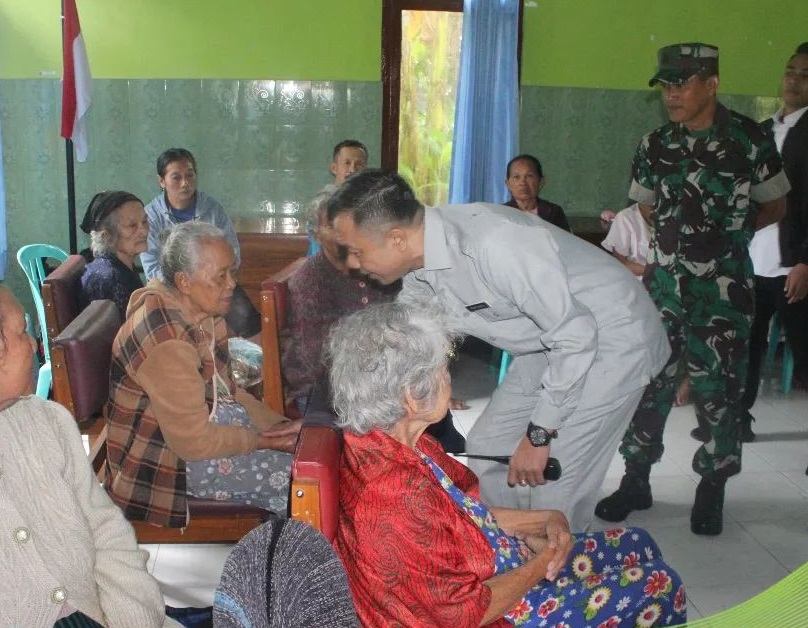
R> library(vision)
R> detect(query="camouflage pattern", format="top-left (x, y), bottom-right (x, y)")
top-left (619, 103), bottom-right (786, 480)
top-left (649, 42), bottom-right (719, 87)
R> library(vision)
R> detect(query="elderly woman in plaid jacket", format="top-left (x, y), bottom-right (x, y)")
top-left (104, 222), bottom-right (301, 527)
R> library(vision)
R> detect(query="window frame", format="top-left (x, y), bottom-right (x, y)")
top-left (380, 0), bottom-right (524, 171)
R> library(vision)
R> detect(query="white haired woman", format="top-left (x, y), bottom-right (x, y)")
top-left (328, 301), bottom-right (687, 628)
top-left (79, 190), bottom-right (149, 318)
top-left (104, 222), bottom-right (301, 528)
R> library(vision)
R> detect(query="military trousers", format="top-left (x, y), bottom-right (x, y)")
top-left (618, 265), bottom-right (753, 480)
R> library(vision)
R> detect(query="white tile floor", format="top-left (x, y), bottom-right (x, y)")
top-left (144, 348), bottom-right (808, 621)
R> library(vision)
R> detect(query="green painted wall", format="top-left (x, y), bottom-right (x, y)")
top-left (0, 0), bottom-right (381, 80)
top-left (520, 0), bottom-right (801, 95)
top-left (2, 0), bottom-right (804, 94)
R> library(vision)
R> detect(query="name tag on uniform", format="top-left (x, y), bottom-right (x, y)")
top-left (466, 302), bottom-right (490, 312)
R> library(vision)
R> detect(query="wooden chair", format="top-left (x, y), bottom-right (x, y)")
top-left (42, 254), bottom-right (87, 349)
top-left (289, 424), bottom-right (343, 542)
top-left (53, 301), bottom-right (270, 543)
top-left (51, 299), bottom-right (121, 475)
top-left (259, 256), bottom-right (306, 413)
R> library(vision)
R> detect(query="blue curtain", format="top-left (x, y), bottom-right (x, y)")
top-left (448, 0), bottom-right (520, 205)
top-left (0, 95), bottom-right (6, 280)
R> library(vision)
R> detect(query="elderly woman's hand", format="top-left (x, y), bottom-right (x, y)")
top-left (256, 419), bottom-right (303, 453)
top-left (514, 511), bottom-right (572, 580)
top-left (541, 511), bottom-right (573, 580)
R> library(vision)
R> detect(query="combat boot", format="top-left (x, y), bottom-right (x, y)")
top-left (690, 476), bottom-right (726, 536)
top-left (594, 465), bottom-right (652, 522)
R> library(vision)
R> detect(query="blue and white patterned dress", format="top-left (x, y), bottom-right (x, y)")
top-left (418, 450), bottom-right (687, 628)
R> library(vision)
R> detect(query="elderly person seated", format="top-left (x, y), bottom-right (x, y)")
top-left (328, 301), bottom-right (687, 627)
top-left (504, 154), bottom-right (571, 232)
top-left (0, 286), bottom-right (178, 627)
top-left (104, 222), bottom-right (301, 527)
top-left (79, 190), bottom-right (149, 317)
top-left (284, 187), bottom-right (466, 451)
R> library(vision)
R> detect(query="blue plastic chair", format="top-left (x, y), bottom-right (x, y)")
top-left (765, 312), bottom-right (794, 396)
top-left (498, 350), bottom-right (512, 385)
top-left (16, 244), bottom-right (69, 399)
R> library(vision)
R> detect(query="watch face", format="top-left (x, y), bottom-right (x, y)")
top-left (527, 424), bottom-right (551, 446)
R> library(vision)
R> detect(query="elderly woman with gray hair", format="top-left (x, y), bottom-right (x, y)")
top-left (328, 301), bottom-right (686, 628)
top-left (105, 222), bottom-right (301, 528)
top-left (79, 190), bottom-right (149, 317)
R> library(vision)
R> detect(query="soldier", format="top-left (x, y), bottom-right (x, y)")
top-left (595, 43), bottom-right (790, 535)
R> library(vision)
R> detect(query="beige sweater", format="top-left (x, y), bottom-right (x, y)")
top-left (0, 396), bottom-right (174, 627)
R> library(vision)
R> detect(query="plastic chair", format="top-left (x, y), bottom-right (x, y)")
top-left (498, 350), bottom-right (512, 385)
top-left (16, 244), bottom-right (69, 398)
top-left (670, 560), bottom-right (808, 627)
top-left (765, 312), bottom-right (794, 396)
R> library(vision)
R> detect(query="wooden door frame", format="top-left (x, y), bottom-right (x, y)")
top-left (380, 0), bottom-right (523, 171)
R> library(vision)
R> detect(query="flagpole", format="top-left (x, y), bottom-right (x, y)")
top-left (61, 0), bottom-right (78, 254)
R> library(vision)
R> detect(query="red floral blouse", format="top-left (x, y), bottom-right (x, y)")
top-left (334, 429), bottom-right (510, 627)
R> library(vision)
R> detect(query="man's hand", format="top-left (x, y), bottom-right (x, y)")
top-left (507, 436), bottom-right (550, 487)
top-left (785, 263), bottom-right (808, 304)
top-left (256, 419), bottom-right (303, 453)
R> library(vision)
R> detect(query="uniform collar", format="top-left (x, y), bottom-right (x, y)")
top-left (422, 208), bottom-right (452, 271)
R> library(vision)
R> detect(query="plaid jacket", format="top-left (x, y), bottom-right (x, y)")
top-left (104, 282), bottom-right (237, 527)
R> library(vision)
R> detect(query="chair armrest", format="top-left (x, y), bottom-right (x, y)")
top-left (290, 425), bottom-right (342, 542)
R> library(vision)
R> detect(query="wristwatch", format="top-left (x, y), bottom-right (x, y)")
top-left (526, 422), bottom-right (558, 447)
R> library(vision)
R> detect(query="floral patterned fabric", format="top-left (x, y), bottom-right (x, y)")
top-left (185, 401), bottom-right (291, 514)
top-left (419, 451), bottom-right (687, 628)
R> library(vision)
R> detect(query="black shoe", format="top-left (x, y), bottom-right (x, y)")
top-left (690, 477), bottom-right (726, 536)
top-left (595, 472), bottom-right (653, 522)
top-left (740, 411), bottom-right (756, 443)
top-left (690, 426), bottom-right (710, 442)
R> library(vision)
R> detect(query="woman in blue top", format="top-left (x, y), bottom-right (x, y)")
top-left (142, 148), bottom-right (260, 338)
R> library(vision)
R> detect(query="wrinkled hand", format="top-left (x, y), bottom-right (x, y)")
top-left (256, 418), bottom-right (303, 453)
top-left (507, 437), bottom-right (549, 487)
top-left (515, 517), bottom-right (572, 581)
top-left (785, 264), bottom-right (808, 304)
top-left (449, 397), bottom-right (469, 411)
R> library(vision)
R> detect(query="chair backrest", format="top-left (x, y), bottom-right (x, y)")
top-left (260, 257), bottom-right (306, 413)
top-left (16, 243), bottom-right (69, 361)
top-left (42, 254), bottom-right (87, 349)
top-left (50, 299), bottom-right (121, 423)
top-left (290, 424), bottom-right (343, 542)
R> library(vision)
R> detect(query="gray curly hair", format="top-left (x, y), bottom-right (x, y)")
top-left (159, 221), bottom-right (229, 289)
top-left (326, 299), bottom-right (459, 434)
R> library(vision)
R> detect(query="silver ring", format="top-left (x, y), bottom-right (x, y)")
top-left (519, 479), bottom-right (528, 486)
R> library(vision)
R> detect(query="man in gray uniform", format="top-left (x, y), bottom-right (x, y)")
top-left (327, 169), bottom-right (670, 531)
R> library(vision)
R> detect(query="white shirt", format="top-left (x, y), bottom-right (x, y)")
top-left (601, 203), bottom-right (651, 267)
top-left (401, 204), bottom-right (670, 430)
top-left (749, 105), bottom-right (808, 277)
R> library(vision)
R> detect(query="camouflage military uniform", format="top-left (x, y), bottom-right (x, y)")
top-left (619, 103), bottom-right (790, 480)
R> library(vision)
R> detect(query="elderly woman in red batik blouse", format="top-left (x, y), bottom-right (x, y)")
top-left (327, 300), bottom-right (687, 628)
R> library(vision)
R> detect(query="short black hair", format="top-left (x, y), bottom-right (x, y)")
top-left (157, 148), bottom-right (197, 177)
top-left (506, 154), bottom-right (543, 179)
top-left (326, 169), bottom-right (422, 228)
top-left (795, 42), bottom-right (808, 56)
top-left (332, 140), bottom-right (369, 162)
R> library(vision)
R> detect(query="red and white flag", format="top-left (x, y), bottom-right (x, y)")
top-left (60, 0), bottom-right (92, 162)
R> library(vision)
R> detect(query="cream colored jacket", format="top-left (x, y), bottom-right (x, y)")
top-left (0, 396), bottom-right (177, 627)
